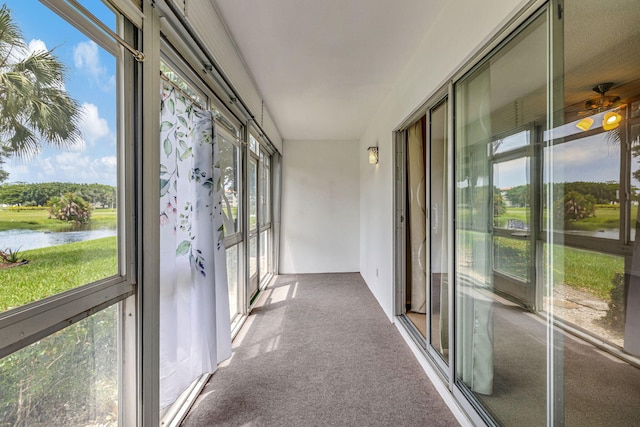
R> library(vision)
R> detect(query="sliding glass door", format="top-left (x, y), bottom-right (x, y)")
top-left (396, 1), bottom-right (640, 425)
top-left (454, 10), bottom-right (548, 424)
top-left (428, 99), bottom-right (450, 366)
top-left (399, 96), bottom-right (451, 371)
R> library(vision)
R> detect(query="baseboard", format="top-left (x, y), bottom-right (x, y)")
top-left (394, 319), bottom-right (474, 427)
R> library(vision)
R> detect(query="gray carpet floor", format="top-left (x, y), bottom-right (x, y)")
top-left (182, 273), bottom-right (459, 427)
top-left (479, 298), bottom-right (640, 426)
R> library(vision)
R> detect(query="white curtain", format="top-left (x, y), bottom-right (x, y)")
top-left (456, 66), bottom-right (494, 395)
top-left (159, 84), bottom-right (232, 408)
top-left (408, 120), bottom-right (427, 313)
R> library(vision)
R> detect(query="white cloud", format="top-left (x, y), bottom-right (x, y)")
top-left (73, 40), bottom-right (114, 91)
top-left (10, 38), bottom-right (47, 63)
top-left (27, 39), bottom-right (47, 54)
top-left (79, 102), bottom-right (110, 147)
top-left (5, 152), bottom-right (117, 185)
top-left (100, 156), bottom-right (117, 169)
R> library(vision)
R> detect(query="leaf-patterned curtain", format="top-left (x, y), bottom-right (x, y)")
top-left (159, 83), bottom-right (232, 408)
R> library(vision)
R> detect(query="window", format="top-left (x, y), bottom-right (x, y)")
top-left (0, 306), bottom-right (119, 425)
top-left (0, 1), bottom-right (120, 313)
top-left (0, 1), bottom-right (135, 425)
top-left (217, 115), bottom-right (242, 236)
top-left (213, 105), bottom-right (243, 322)
top-left (249, 133), bottom-right (259, 155)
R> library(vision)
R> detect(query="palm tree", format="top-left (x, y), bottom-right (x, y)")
top-left (0, 4), bottom-right (81, 158)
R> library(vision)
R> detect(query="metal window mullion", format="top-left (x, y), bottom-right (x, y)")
top-left (547, 1), bottom-right (564, 425)
top-left (138, 3), bottom-right (161, 425)
top-left (0, 280), bottom-right (134, 359)
top-left (447, 80), bottom-right (457, 391)
top-left (621, 109), bottom-right (632, 244)
top-left (43, 0), bottom-right (144, 61)
top-left (119, 13), bottom-right (139, 424)
top-left (394, 130), bottom-right (407, 317)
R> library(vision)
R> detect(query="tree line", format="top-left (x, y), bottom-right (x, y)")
top-left (503, 181), bottom-right (624, 207)
top-left (0, 182), bottom-right (116, 208)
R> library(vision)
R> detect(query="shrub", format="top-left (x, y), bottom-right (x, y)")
top-left (48, 193), bottom-right (92, 224)
top-left (603, 272), bottom-right (626, 332)
top-left (554, 191), bottom-right (596, 226)
top-left (0, 247), bottom-right (23, 264)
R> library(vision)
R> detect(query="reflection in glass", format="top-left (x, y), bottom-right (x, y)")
top-left (0, 305), bottom-right (118, 425)
top-left (551, 2), bottom-right (640, 424)
top-left (546, 134), bottom-right (620, 240)
top-left (455, 12), bottom-right (547, 426)
top-left (494, 236), bottom-right (531, 281)
top-left (493, 157), bottom-right (530, 230)
top-left (492, 130), bottom-right (529, 155)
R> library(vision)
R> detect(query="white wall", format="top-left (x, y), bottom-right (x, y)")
top-left (281, 140), bottom-right (360, 273)
top-left (359, 0), bottom-right (529, 320)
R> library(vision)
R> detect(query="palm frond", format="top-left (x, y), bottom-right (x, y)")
top-left (0, 5), bottom-right (26, 66)
top-left (0, 6), bottom-right (82, 158)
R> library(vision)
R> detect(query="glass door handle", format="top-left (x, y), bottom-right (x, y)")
top-left (432, 206), bottom-right (438, 230)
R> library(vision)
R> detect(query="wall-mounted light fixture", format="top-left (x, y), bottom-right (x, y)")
top-left (575, 116), bottom-right (594, 131)
top-left (368, 146), bottom-right (379, 164)
top-left (603, 111), bottom-right (622, 130)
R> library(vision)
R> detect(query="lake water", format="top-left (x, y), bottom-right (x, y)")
top-left (0, 229), bottom-right (117, 252)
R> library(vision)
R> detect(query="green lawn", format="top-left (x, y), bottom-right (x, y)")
top-left (494, 207), bottom-right (529, 227)
top-left (563, 204), bottom-right (622, 232)
top-left (461, 229), bottom-right (622, 301)
top-left (0, 237), bottom-right (117, 312)
top-left (495, 205), bottom-right (639, 232)
top-left (0, 208), bottom-right (117, 232)
top-left (551, 245), bottom-right (622, 299)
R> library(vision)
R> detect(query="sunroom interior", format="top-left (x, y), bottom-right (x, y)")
top-left (1, 0), bottom-right (640, 426)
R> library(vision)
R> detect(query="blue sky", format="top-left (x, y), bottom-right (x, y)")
top-left (3, 0), bottom-right (117, 186)
top-left (495, 132), bottom-right (623, 189)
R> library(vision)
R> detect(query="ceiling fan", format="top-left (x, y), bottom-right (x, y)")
top-left (583, 82), bottom-right (622, 111)
top-left (575, 82), bottom-right (624, 131)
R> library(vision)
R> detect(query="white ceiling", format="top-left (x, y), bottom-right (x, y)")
top-left (212, 0), bottom-right (445, 141)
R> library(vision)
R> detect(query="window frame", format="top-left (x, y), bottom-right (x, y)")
top-left (0, 1), bottom-right (140, 424)
top-left (0, 0), bottom-right (135, 359)
top-left (215, 113), bottom-right (243, 247)
top-left (542, 117), bottom-right (636, 257)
